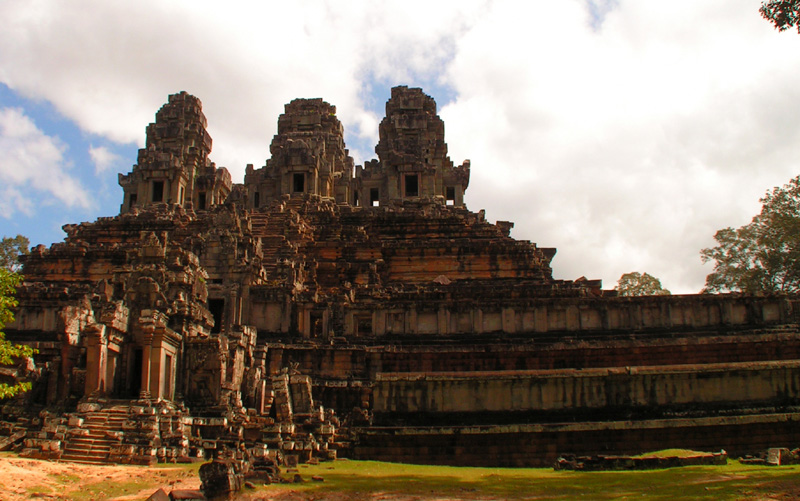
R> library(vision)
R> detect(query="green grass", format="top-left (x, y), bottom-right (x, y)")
top-left (5, 451), bottom-right (800, 500)
top-left (252, 459), bottom-right (800, 500)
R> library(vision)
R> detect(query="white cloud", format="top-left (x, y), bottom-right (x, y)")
top-left (0, 107), bottom-right (91, 216)
top-left (88, 145), bottom-right (121, 174)
top-left (440, 0), bottom-right (800, 293)
top-left (0, 0), bottom-right (487, 172)
top-left (1, 0), bottom-right (799, 293)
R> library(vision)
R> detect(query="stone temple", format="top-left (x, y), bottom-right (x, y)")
top-left (2, 86), bottom-right (800, 467)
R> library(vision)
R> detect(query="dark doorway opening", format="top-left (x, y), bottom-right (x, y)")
top-left (209, 298), bottom-right (225, 334)
top-left (152, 181), bottom-right (164, 202)
top-left (405, 175), bottom-right (419, 197)
top-left (129, 348), bottom-right (143, 398)
top-left (293, 173), bottom-right (305, 193)
top-left (370, 188), bottom-right (380, 207)
top-left (198, 192), bottom-right (207, 210)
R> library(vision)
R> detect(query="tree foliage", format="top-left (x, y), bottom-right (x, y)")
top-left (0, 268), bottom-right (35, 398)
top-left (701, 175), bottom-right (800, 294)
top-left (760, 0), bottom-right (800, 33)
top-left (615, 272), bottom-right (671, 296)
top-left (0, 234), bottom-right (29, 273)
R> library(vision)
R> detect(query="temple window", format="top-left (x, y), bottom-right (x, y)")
top-left (152, 181), bottom-right (164, 202)
top-left (446, 186), bottom-right (456, 206)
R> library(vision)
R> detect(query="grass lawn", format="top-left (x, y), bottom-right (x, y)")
top-left (256, 457), bottom-right (800, 500)
top-left (3, 451), bottom-right (800, 499)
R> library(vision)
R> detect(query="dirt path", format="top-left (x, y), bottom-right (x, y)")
top-left (0, 455), bottom-right (200, 500)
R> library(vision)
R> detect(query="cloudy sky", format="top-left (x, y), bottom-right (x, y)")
top-left (1, 0), bottom-right (798, 293)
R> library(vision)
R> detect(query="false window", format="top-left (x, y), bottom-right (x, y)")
top-left (356, 314), bottom-right (372, 336)
top-left (405, 174), bottom-right (419, 197)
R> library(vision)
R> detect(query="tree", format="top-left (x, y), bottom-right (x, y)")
top-left (615, 272), bottom-right (671, 296)
top-left (0, 269), bottom-right (35, 398)
top-left (0, 234), bottom-right (29, 273)
top-left (701, 175), bottom-right (800, 294)
top-left (760, 0), bottom-right (800, 33)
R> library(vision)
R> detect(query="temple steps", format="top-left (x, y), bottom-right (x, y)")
top-left (61, 409), bottom-right (130, 465)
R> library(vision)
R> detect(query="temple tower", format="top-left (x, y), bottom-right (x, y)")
top-left (119, 91), bottom-right (231, 213)
top-left (244, 98), bottom-right (354, 208)
top-left (354, 86), bottom-right (470, 207)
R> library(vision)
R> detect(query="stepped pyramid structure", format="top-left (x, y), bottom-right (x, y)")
top-left (2, 86), bottom-right (800, 467)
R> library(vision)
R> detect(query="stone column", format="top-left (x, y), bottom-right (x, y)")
top-left (150, 343), bottom-right (164, 399)
top-left (84, 324), bottom-right (108, 396)
top-left (437, 307), bottom-right (449, 335)
top-left (140, 340), bottom-right (153, 399)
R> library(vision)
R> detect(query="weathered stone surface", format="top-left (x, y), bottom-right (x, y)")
top-left (145, 488), bottom-right (170, 501)
top-left (3, 86), bottom-right (800, 468)
top-left (199, 459), bottom-right (241, 498)
top-left (554, 451), bottom-right (727, 471)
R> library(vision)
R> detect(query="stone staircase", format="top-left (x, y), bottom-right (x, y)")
top-left (61, 407), bottom-right (129, 464)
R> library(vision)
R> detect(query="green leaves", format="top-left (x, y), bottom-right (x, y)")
top-left (760, 0), bottom-right (800, 33)
top-left (0, 267), bottom-right (36, 399)
top-left (615, 272), bottom-right (671, 296)
top-left (701, 175), bottom-right (800, 294)
top-left (0, 234), bottom-right (29, 273)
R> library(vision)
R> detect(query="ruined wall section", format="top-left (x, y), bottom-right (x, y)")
top-left (244, 98), bottom-right (355, 208)
top-left (355, 86), bottom-right (470, 207)
top-left (8, 203), bottom-right (269, 411)
top-left (119, 91), bottom-right (231, 214)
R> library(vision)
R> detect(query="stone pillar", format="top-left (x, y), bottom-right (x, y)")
top-left (534, 307), bottom-right (548, 333)
top-left (374, 310), bottom-right (386, 336)
top-left (566, 306), bottom-right (580, 331)
top-left (501, 308), bottom-right (516, 334)
top-left (105, 348), bottom-right (119, 395)
top-left (301, 307), bottom-right (311, 339)
top-left (140, 341), bottom-right (152, 399)
top-left (473, 309), bottom-right (483, 334)
top-left (84, 325), bottom-right (108, 396)
top-left (150, 343), bottom-right (164, 399)
top-left (438, 307), bottom-right (449, 335)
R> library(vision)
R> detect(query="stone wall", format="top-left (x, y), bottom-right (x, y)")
top-left (352, 413), bottom-right (800, 467)
top-left (372, 361), bottom-right (800, 418)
